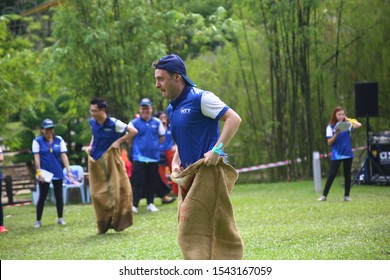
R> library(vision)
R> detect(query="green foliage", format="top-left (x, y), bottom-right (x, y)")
top-left (71, 120), bottom-right (92, 146)
top-left (46, 0), bottom-right (240, 122)
top-left (11, 152), bottom-right (34, 164)
top-left (50, 0), bottom-right (165, 121)
top-left (5, 128), bottom-right (35, 151)
top-left (54, 124), bottom-right (67, 139)
top-left (20, 98), bottom-right (59, 128)
top-left (54, 92), bottom-right (73, 113)
top-left (0, 16), bottom-right (38, 130)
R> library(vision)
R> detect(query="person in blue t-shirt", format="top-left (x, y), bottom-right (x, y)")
top-left (318, 106), bottom-right (362, 202)
top-left (88, 98), bottom-right (138, 161)
top-left (32, 119), bottom-right (73, 228)
top-left (88, 98), bottom-right (137, 233)
top-left (152, 54), bottom-right (242, 171)
top-left (128, 98), bottom-right (166, 213)
top-left (0, 145), bottom-right (8, 233)
top-left (152, 54), bottom-right (242, 258)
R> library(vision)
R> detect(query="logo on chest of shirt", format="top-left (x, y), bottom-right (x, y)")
top-left (181, 108), bottom-right (191, 114)
top-left (104, 128), bottom-right (113, 132)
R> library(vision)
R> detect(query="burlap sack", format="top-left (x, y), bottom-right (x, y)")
top-left (88, 147), bottom-right (133, 234)
top-left (172, 158), bottom-right (244, 260)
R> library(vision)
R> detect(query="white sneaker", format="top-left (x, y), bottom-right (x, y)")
top-left (57, 218), bottom-right (66, 225)
top-left (317, 195), bottom-right (327, 201)
top-left (34, 221), bottom-right (41, 228)
top-left (132, 206), bottom-right (138, 214)
top-left (146, 203), bottom-right (159, 212)
top-left (344, 196), bottom-right (352, 202)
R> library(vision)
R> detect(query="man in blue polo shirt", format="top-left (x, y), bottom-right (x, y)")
top-left (88, 97), bottom-right (138, 234)
top-left (153, 54), bottom-right (243, 259)
top-left (89, 98), bottom-right (137, 160)
top-left (152, 54), bottom-right (242, 170)
top-left (129, 98), bottom-right (165, 213)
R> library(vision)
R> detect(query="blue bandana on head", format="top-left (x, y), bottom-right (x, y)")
top-left (154, 54), bottom-right (197, 87)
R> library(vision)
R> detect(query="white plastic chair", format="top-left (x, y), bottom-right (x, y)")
top-left (63, 165), bottom-right (86, 204)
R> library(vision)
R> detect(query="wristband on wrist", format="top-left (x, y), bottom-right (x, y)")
top-left (36, 169), bottom-right (41, 176)
top-left (211, 142), bottom-right (224, 155)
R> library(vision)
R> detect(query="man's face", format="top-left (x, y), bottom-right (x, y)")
top-left (89, 104), bottom-right (105, 121)
top-left (154, 69), bottom-right (180, 100)
top-left (140, 105), bottom-right (153, 120)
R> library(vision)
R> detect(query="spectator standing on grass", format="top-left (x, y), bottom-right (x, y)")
top-left (32, 119), bottom-right (73, 228)
top-left (0, 145), bottom-right (8, 233)
top-left (129, 98), bottom-right (174, 213)
top-left (318, 106), bottom-right (362, 202)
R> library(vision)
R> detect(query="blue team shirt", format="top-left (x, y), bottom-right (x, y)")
top-left (326, 124), bottom-right (354, 160)
top-left (167, 86), bottom-right (229, 168)
top-left (130, 117), bottom-right (163, 162)
top-left (32, 135), bottom-right (67, 179)
top-left (90, 117), bottom-right (127, 160)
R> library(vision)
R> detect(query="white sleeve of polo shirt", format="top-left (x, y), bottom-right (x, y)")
top-left (128, 121), bottom-right (136, 130)
top-left (326, 125), bottom-right (333, 138)
top-left (201, 91), bottom-right (228, 119)
top-left (60, 139), bottom-right (68, 153)
top-left (158, 121), bottom-right (165, 136)
top-left (113, 118), bottom-right (127, 133)
top-left (32, 139), bottom-right (40, 153)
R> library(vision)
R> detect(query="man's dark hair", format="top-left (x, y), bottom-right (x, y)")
top-left (90, 97), bottom-right (107, 110)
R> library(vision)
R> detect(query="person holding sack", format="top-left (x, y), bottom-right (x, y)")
top-left (153, 54), bottom-right (243, 260)
top-left (318, 106), bottom-right (361, 202)
top-left (32, 119), bottom-right (72, 228)
top-left (87, 97), bottom-right (137, 234)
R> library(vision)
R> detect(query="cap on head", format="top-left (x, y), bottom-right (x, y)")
top-left (153, 54), bottom-right (197, 87)
top-left (139, 98), bottom-right (152, 107)
top-left (41, 118), bottom-right (55, 129)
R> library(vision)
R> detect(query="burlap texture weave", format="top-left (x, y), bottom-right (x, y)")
top-left (88, 147), bottom-right (133, 234)
top-left (172, 158), bottom-right (244, 260)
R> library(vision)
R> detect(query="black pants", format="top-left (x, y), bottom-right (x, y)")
top-left (323, 158), bottom-right (353, 197)
top-left (36, 179), bottom-right (64, 221)
top-left (131, 161), bottom-right (159, 207)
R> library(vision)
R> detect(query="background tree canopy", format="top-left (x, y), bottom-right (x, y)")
top-left (1, 0), bottom-right (389, 182)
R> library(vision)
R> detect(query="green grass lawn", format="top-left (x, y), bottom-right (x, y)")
top-left (1, 178), bottom-right (389, 260)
